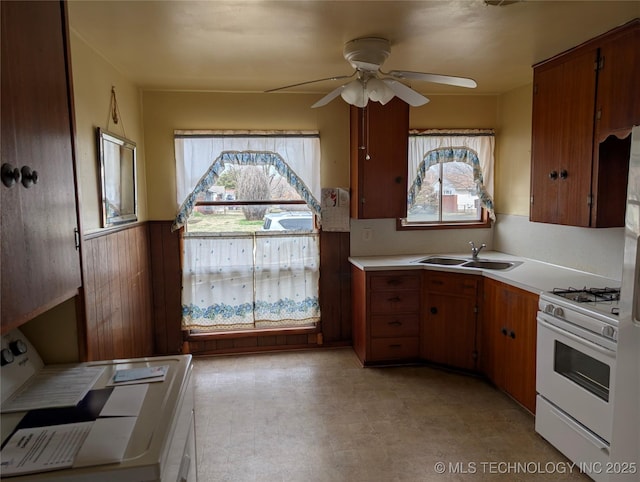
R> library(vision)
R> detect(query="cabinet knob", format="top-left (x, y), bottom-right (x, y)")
top-left (1, 163), bottom-right (21, 187)
top-left (548, 171), bottom-right (558, 180)
top-left (501, 327), bottom-right (508, 336)
top-left (394, 176), bottom-right (402, 184)
top-left (21, 166), bottom-right (38, 188)
top-left (559, 169), bottom-right (568, 180)
top-left (509, 331), bottom-right (516, 339)
top-left (430, 307), bottom-right (438, 315)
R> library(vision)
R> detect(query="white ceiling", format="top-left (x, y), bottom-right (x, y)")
top-left (68, 1), bottom-right (639, 96)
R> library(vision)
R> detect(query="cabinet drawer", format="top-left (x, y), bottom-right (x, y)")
top-left (426, 273), bottom-right (478, 296)
top-left (370, 290), bottom-right (420, 313)
top-left (370, 337), bottom-right (419, 361)
top-left (370, 314), bottom-right (420, 337)
top-left (370, 273), bottom-right (421, 291)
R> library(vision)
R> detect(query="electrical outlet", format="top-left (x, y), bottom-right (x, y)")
top-left (362, 228), bottom-right (372, 242)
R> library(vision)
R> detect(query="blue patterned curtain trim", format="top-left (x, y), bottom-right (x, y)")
top-left (408, 147), bottom-right (495, 221)
top-left (172, 150), bottom-right (321, 231)
top-left (182, 297), bottom-right (320, 327)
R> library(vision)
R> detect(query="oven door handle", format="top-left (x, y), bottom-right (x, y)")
top-left (537, 317), bottom-right (616, 358)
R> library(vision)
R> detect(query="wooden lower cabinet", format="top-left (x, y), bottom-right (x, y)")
top-left (482, 277), bottom-right (538, 413)
top-left (352, 267), bottom-right (538, 413)
top-left (352, 267), bottom-right (421, 364)
top-left (422, 271), bottom-right (480, 371)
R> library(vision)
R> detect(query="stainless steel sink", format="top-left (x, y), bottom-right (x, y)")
top-left (416, 256), bottom-right (466, 266)
top-left (461, 260), bottom-right (519, 270)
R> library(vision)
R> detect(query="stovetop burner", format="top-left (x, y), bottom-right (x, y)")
top-left (552, 287), bottom-right (621, 304)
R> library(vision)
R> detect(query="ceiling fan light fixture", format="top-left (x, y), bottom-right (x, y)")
top-left (366, 78), bottom-right (395, 105)
top-left (341, 79), bottom-right (369, 108)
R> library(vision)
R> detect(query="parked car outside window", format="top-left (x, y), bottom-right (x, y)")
top-left (262, 211), bottom-right (314, 231)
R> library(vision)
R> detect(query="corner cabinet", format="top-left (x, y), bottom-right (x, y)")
top-left (352, 267), bottom-right (421, 365)
top-left (530, 19), bottom-right (639, 228)
top-left (350, 97), bottom-right (409, 219)
top-left (482, 278), bottom-right (538, 413)
top-left (422, 271), bottom-right (480, 371)
top-left (1, 1), bottom-right (82, 332)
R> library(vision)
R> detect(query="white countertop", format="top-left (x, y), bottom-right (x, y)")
top-left (348, 251), bottom-right (620, 295)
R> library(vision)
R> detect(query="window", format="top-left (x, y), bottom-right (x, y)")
top-left (173, 131), bottom-right (321, 333)
top-left (401, 129), bottom-right (495, 228)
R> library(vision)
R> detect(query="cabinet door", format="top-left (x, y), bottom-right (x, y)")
top-left (530, 48), bottom-right (597, 227)
top-left (482, 278), bottom-right (537, 413)
top-left (595, 21), bottom-right (640, 142)
top-left (422, 272), bottom-right (479, 371)
top-left (1, 1), bottom-right (81, 331)
top-left (350, 97), bottom-right (409, 219)
top-left (423, 292), bottom-right (477, 371)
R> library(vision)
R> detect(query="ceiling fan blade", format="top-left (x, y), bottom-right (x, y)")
top-left (311, 84), bottom-right (346, 108)
top-left (382, 79), bottom-right (430, 107)
top-left (386, 70), bottom-right (477, 89)
top-left (265, 72), bottom-right (355, 93)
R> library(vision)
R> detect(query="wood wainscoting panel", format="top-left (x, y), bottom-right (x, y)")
top-left (319, 230), bottom-right (352, 345)
top-left (149, 221), bottom-right (183, 355)
top-left (82, 223), bottom-right (154, 360)
top-left (146, 224), bottom-right (352, 357)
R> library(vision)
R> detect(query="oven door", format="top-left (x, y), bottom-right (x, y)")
top-left (536, 312), bottom-right (616, 443)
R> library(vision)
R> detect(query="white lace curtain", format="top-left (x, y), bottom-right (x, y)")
top-left (173, 130), bottom-right (321, 231)
top-left (408, 129), bottom-right (495, 220)
top-left (182, 233), bottom-right (320, 330)
top-left (175, 131), bottom-right (321, 331)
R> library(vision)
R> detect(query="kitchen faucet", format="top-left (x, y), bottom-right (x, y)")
top-left (469, 241), bottom-right (486, 259)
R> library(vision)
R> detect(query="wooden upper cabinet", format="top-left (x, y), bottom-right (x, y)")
top-left (530, 19), bottom-right (639, 228)
top-left (1, 1), bottom-right (81, 332)
top-left (531, 48), bottom-right (596, 226)
top-left (350, 97), bottom-right (409, 219)
top-left (595, 20), bottom-right (640, 142)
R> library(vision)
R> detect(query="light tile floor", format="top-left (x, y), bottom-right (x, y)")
top-left (193, 347), bottom-right (589, 481)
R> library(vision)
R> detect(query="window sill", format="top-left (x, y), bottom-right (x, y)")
top-left (396, 217), bottom-right (492, 231)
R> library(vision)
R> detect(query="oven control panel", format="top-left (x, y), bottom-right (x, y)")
top-left (1, 329), bottom-right (44, 405)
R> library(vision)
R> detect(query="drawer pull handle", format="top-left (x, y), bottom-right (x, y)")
top-left (389, 344), bottom-right (402, 349)
top-left (387, 279), bottom-right (402, 286)
top-left (388, 296), bottom-right (401, 302)
top-left (388, 321), bottom-right (402, 326)
top-left (431, 280), bottom-right (444, 285)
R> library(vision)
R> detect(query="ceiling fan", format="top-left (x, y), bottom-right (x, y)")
top-left (265, 37), bottom-right (477, 108)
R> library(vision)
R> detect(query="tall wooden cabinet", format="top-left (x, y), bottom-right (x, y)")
top-left (1, 1), bottom-right (82, 333)
top-left (530, 19), bottom-right (639, 228)
top-left (482, 278), bottom-right (538, 413)
top-left (350, 97), bottom-right (409, 219)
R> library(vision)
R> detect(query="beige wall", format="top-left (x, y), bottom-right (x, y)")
top-left (143, 92), bottom-right (500, 221)
top-left (70, 30), bottom-right (147, 231)
top-left (495, 84), bottom-right (533, 216)
top-left (142, 91), bottom-right (350, 220)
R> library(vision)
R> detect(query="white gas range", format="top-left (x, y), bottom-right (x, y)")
top-left (536, 285), bottom-right (620, 481)
top-left (0, 329), bottom-right (197, 482)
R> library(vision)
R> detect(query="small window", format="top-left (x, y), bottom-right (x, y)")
top-left (401, 130), bottom-right (495, 230)
top-left (407, 160), bottom-right (482, 224)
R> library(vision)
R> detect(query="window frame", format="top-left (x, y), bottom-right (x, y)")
top-left (402, 130), bottom-right (495, 230)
